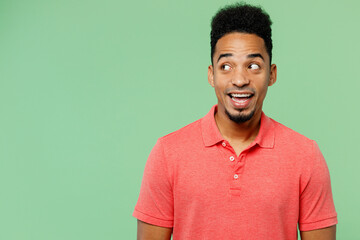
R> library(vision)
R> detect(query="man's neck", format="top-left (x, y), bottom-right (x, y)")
top-left (214, 109), bottom-right (262, 147)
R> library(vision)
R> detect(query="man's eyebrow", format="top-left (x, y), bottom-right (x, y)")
top-left (217, 53), bottom-right (233, 63)
top-left (217, 53), bottom-right (265, 63)
top-left (247, 53), bottom-right (264, 61)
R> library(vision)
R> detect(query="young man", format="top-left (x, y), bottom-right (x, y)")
top-left (133, 3), bottom-right (337, 240)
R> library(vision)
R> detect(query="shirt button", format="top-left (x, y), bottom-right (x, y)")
top-left (234, 174), bottom-right (239, 179)
top-left (222, 142), bottom-right (226, 147)
top-left (229, 156), bottom-right (235, 161)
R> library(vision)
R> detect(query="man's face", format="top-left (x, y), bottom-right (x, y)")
top-left (208, 32), bottom-right (277, 123)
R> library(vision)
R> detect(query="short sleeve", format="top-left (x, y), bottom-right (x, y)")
top-left (298, 141), bottom-right (338, 231)
top-left (132, 139), bottom-right (174, 228)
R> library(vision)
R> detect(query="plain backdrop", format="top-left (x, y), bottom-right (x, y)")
top-left (0, 0), bottom-right (359, 239)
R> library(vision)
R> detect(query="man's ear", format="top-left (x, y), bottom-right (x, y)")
top-left (268, 64), bottom-right (277, 86)
top-left (208, 65), bottom-right (214, 87)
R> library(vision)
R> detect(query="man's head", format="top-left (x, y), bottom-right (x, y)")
top-left (208, 3), bottom-right (277, 124)
top-left (210, 3), bottom-right (273, 65)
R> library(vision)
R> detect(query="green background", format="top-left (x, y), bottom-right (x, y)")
top-left (0, 0), bottom-right (359, 239)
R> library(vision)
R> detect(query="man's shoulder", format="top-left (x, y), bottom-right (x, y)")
top-left (158, 117), bottom-right (203, 145)
top-left (270, 117), bottom-right (315, 148)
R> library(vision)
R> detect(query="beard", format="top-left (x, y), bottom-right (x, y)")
top-left (225, 108), bottom-right (255, 123)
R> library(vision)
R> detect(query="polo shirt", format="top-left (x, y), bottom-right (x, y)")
top-left (133, 105), bottom-right (338, 240)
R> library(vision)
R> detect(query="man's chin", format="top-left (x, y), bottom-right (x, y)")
top-left (225, 108), bottom-right (255, 123)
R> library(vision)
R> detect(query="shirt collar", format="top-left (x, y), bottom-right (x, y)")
top-left (201, 105), bottom-right (275, 148)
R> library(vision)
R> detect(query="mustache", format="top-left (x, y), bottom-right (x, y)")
top-left (225, 87), bottom-right (256, 95)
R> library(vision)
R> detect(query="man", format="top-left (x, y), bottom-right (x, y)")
top-left (133, 3), bottom-right (337, 240)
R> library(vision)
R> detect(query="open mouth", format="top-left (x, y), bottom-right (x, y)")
top-left (228, 93), bottom-right (253, 103)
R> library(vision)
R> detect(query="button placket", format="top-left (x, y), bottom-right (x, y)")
top-left (234, 154), bottom-right (246, 173)
top-left (217, 142), bottom-right (242, 185)
top-left (239, 153), bottom-right (246, 162)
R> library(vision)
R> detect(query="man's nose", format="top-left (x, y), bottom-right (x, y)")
top-left (231, 68), bottom-right (250, 87)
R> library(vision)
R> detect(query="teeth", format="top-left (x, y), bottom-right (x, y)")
top-left (230, 93), bottom-right (252, 97)
top-left (232, 97), bottom-right (248, 103)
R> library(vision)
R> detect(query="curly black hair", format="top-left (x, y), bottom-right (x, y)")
top-left (210, 3), bottom-right (273, 64)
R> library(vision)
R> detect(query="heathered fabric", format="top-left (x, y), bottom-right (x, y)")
top-left (133, 105), bottom-right (337, 240)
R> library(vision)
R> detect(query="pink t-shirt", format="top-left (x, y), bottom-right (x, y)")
top-left (133, 105), bottom-right (338, 239)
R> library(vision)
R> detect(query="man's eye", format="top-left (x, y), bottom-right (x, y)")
top-left (249, 63), bottom-right (260, 70)
top-left (221, 64), bottom-right (231, 71)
